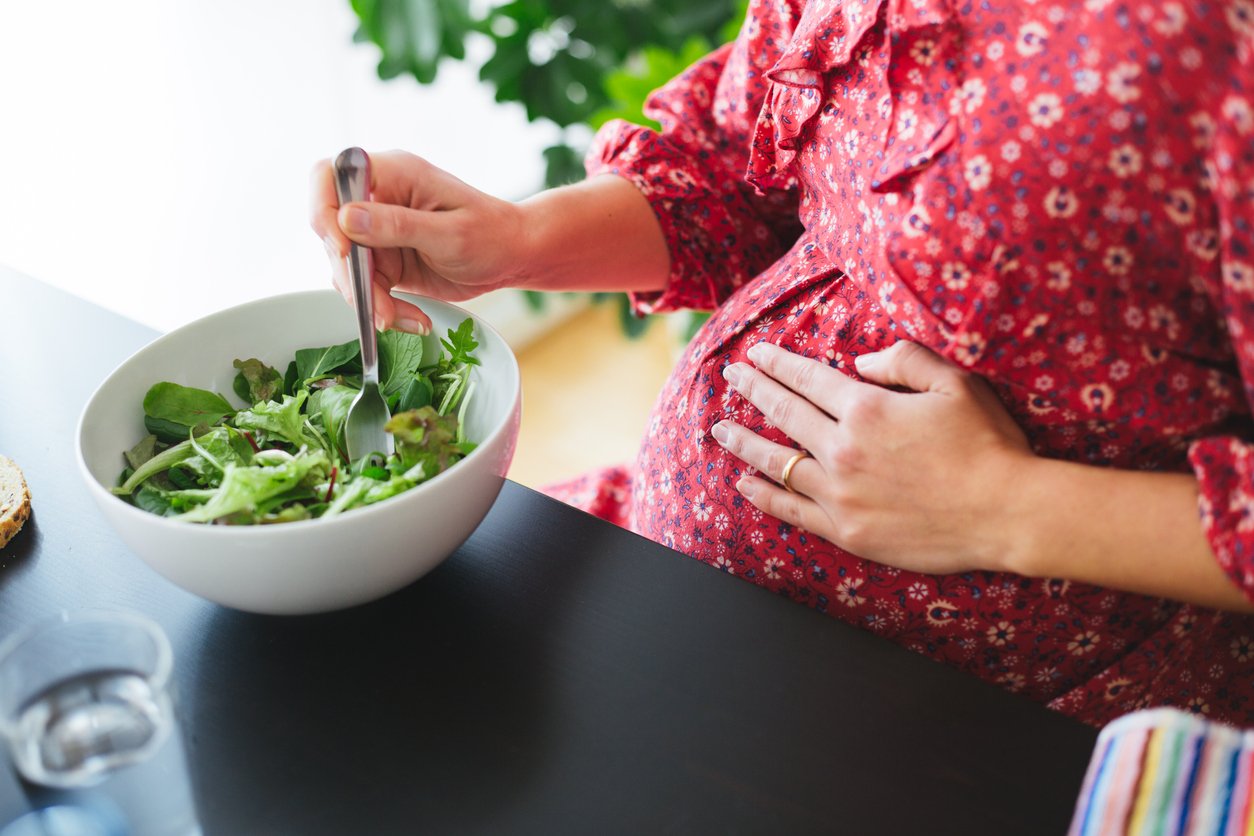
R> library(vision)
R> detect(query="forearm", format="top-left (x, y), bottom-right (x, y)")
top-left (1003, 457), bottom-right (1254, 613)
top-left (514, 175), bottom-right (670, 295)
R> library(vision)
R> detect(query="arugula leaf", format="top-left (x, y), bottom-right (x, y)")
top-left (232, 358), bottom-right (284, 404)
top-left (378, 329), bottom-right (425, 397)
top-left (142, 383), bottom-right (234, 432)
top-left (294, 339), bottom-right (360, 385)
top-left (440, 319), bottom-right (481, 368)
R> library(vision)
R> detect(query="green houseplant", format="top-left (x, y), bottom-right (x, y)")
top-left (348, 0), bottom-right (745, 336)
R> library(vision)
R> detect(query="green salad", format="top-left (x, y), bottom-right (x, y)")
top-left (112, 319), bottom-right (482, 524)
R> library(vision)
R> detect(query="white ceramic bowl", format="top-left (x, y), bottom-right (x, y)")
top-left (77, 290), bottom-right (521, 615)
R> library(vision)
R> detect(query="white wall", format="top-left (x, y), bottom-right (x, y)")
top-left (0, 0), bottom-right (564, 335)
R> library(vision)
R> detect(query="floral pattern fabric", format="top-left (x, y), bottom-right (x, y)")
top-left (553, 0), bottom-right (1254, 726)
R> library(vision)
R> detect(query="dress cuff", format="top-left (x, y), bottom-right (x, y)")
top-left (581, 120), bottom-right (787, 320)
top-left (1188, 435), bottom-right (1254, 602)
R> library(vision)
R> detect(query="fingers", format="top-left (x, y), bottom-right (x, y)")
top-left (389, 295), bottom-right (433, 335)
top-left (365, 149), bottom-right (463, 205)
top-left (711, 420), bottom-right (822, 495)
top-left (745, 342), bottom-right (857, 418)
top-left (735, 475), bottom-right (829, 537)
top-left (323, 233), bottom-right (432, 335)
top-left (854, 341), bottom-right (964, 393)
top-left (722, 361), bottom-right (835, 455)
top-left (712, 419), bottom-right (830, 535)
top-left (337, 201), bottom-right (448, 251)
top-left (309, 158), bottom-right (347, 253)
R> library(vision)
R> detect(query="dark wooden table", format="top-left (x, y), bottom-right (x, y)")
top-left (0, 265), bottom-right (1098, 835)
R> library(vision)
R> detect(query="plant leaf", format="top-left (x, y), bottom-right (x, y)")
top-left (294, 339), bottom-right (361, 385)
top-left (124, 435), bottom-right (159, 471)
top-left (283, 360), bottom-right (299, 396)
top-left (386, 406), bottom-right (462, 475)
top-left (232, 391), bottom-right (323, 450)
top-left (175, 449), bottom-right (333, 524)
top-left (142, 383), bottom-right (234, 430)
top-left (440, 318), bottom-right (481, 367)
top-left (309, 385), bottom-right (358, 463)
top-left (232, 358), bottom-right (284, 404)
top-left (395, 375), bottom-right (434, 413)
top-left (113, 436), bottom-right (200, 495)
top-left (378, 329), bottom-right (425, 397)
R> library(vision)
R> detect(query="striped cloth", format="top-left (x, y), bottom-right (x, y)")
top-left (1069, 708), bottom-right (1254, 835)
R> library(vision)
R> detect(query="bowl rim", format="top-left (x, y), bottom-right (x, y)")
top-left (75, 288), bottom-right (521, 535)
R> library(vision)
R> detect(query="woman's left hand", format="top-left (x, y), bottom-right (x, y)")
top-left (713, 341), bottom-right (1034, 575)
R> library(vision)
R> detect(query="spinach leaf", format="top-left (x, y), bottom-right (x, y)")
top-left (124, 435), bottom-right (159, 471)
top-left (143, 383), bottom-right (234, 431)
top-left (232, 358), bottom-right (284, 404)
top-left (166, 466), bottom-right (200, 490)
top-left (308, 385), bottom-right (357, 463)
top-left (378, 330), bottom-right (425, 397)
top-left (143, 416), bottom-right (201, 443)
top-left (133, 482), bottom-right (215, 516)
top-left (283, 360), bottom-right (299, 396)
top-left (395, 375), bottom-right (434, 413)
top-left (294, 339), bottom-right (360, 385)
top-left (134, 483), bottom-right (175, 516)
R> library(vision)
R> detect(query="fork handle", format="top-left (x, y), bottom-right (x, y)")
top-left (333, 147), bottom-right (380, 385)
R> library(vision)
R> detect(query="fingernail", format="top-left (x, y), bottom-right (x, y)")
top-left (711, 421), bottom-right (730, 445)
top-left (723, 364), bottom-right (742, 387)
top-left (397, 317), bottom-right (430, 335)
top-left (323, 236), bottom-right (341, 258)
top-left (737, 478), bottom-right (757, 499)
top-left (342, 206), bottom-right (371, 234)
top-left (746, 343), bottom-right (768, 363)
top-left (855, 352), bottom-right (881, 372)
top-left (374, 315), bottom-right (387, 332)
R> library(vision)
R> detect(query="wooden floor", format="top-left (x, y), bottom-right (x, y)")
top-left (507, 303), bottom-right (677, 489)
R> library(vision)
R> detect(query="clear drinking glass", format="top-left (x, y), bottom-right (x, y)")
top-left (0, 612), bottom-right (200, 836)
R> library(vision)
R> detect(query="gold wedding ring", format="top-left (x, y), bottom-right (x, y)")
top-left (780, 450), bottom-right (811, 494)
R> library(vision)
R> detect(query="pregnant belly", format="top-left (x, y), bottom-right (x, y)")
top-left (628, 259), bottom-right (1178, 709)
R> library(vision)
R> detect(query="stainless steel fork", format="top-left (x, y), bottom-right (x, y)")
top-left (333, 147), bottom-right (392, 462)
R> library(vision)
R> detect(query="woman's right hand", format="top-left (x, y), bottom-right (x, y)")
top-left (310, 150), bottom-right (529, 333)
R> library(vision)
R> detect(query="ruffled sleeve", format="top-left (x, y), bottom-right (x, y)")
top-left (585, 1), bottom-right (805, 315)
top-left (1185, 7), bottom-right (1254, 599)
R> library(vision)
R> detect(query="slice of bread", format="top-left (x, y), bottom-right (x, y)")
top-left (0, 455), bottom-right (31, 549)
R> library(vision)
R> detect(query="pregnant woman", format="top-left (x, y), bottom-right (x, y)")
top-left (312, 0), bottom-right (1254, 725)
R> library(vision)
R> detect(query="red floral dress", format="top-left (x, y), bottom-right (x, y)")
top-left (549, 0), bottom-right (1254, 726)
